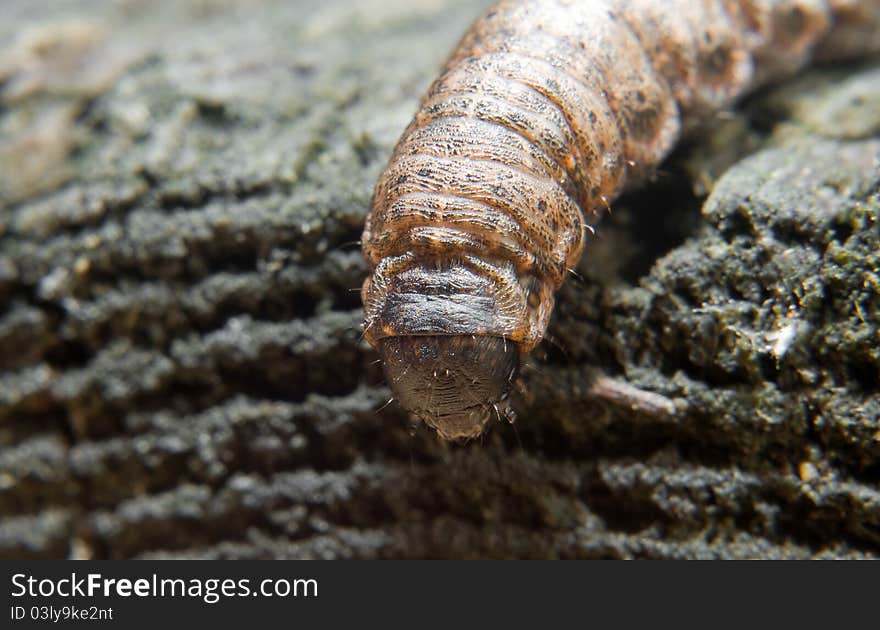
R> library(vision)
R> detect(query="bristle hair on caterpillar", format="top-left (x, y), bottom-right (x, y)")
top-left (361, 0), bottom-right (880, 440)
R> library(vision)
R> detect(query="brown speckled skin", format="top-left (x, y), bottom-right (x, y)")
top-left (362, 0), bottom-right (880, 437)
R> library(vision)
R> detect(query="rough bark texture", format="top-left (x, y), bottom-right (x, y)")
top-left (0, 0), bottom-right (878, 559)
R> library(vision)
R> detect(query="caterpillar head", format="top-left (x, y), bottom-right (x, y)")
top-left (361, 256), bottom-right (542, 440)
top-left (378, 335), bottom-right (520, 440)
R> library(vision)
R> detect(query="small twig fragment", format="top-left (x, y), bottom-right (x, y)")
top-left (587, 375), bottom-right (678, 418)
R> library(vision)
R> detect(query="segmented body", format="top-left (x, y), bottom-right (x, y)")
top-left (360, 0), bottom-right (880, 439)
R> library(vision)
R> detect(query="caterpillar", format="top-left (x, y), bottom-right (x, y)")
top-left (361, 0), bottom-right (880, 440)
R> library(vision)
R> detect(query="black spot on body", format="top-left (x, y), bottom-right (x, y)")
top-left (781, 7), bottom-right (806, 37)
top-left (626, 105), bottom-right (660, 139)
top-left (703, 47), bottom-right (730, 75)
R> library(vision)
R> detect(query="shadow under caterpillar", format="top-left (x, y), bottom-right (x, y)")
top-left (361, 0), bottom-right (880, 440)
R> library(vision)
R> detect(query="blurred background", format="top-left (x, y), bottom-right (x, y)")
top-left (1, 0), bottom-right (878, 559)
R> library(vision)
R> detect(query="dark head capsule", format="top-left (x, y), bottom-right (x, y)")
top-left (378, 335), bottom-right (519, 440)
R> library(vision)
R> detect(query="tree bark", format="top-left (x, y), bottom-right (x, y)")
top-left (1, 0), bottom-right (878, 559)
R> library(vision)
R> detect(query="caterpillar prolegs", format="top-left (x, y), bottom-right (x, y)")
top-left (361, 0), bottom-right (880, 440)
